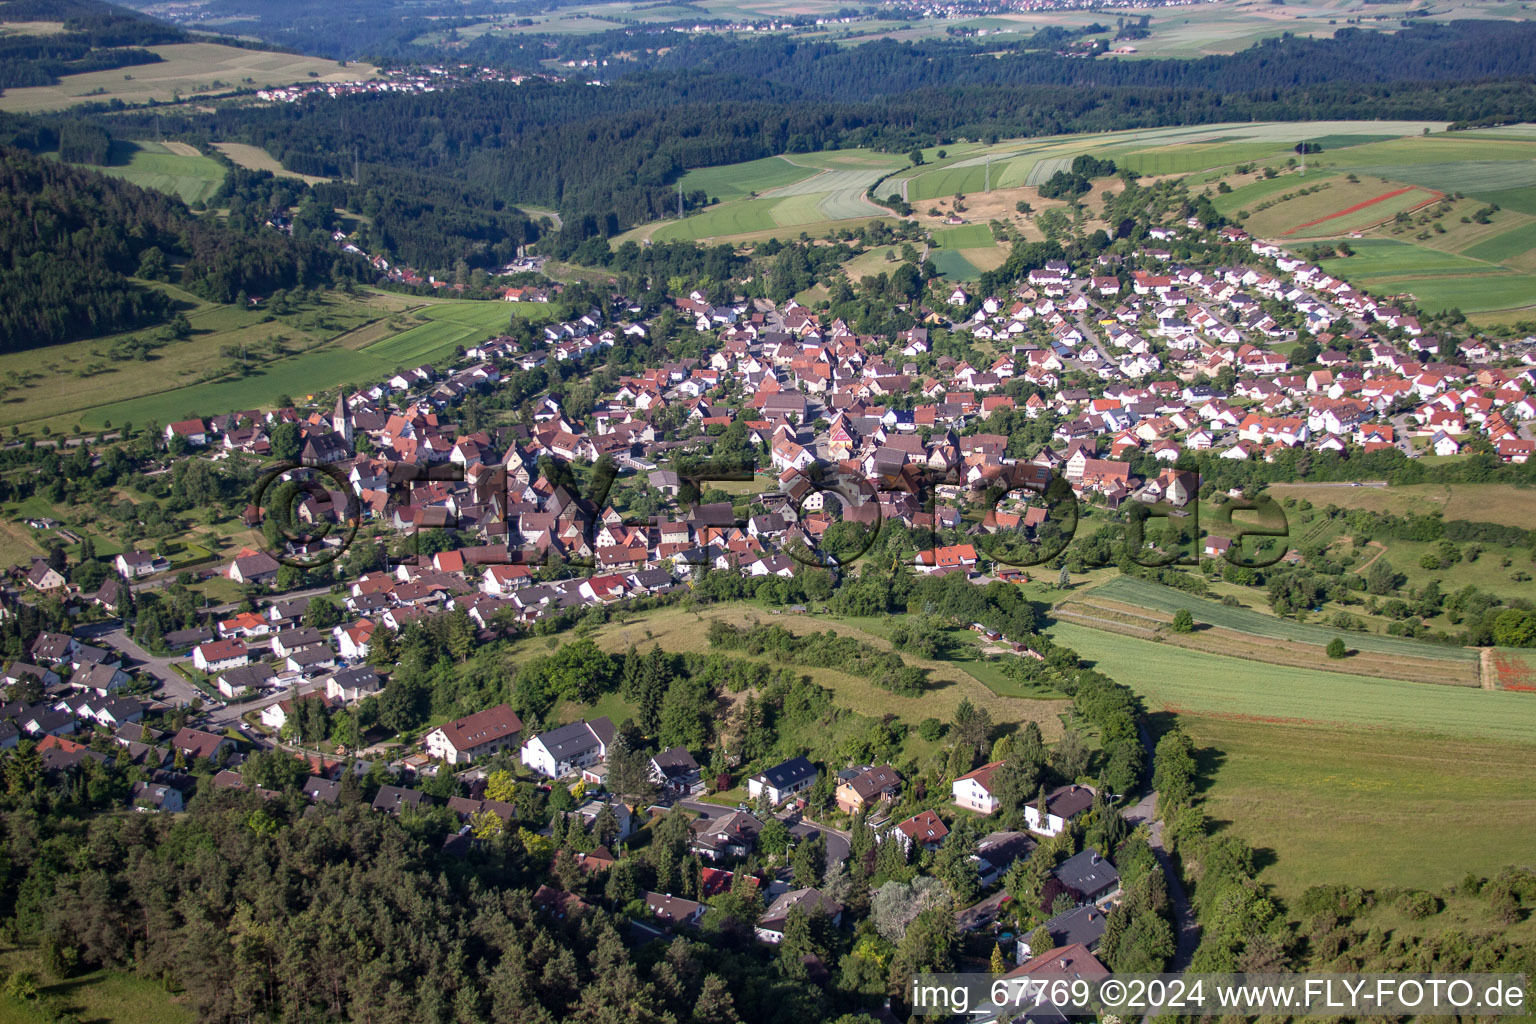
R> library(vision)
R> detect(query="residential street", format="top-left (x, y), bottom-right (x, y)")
top-left (75, 620), bottom-right (208, 710)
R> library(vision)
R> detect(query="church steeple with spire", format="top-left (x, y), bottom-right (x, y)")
top-left (333, 391), bottom-right (353, 447)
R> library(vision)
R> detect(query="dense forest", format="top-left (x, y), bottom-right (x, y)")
top-left (93, 20), bottom-right (1536, 243)
top-left (0, 147), bottom-right (365, 352)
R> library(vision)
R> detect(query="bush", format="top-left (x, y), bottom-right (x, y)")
top-left (1171, 608), bottom-right (1195, 633)
top-left (1397, 890), bottom-right (1440, 919)
top-left (918, 717), bottom-right (944, 741)
top-left (1326, 638), bottom-right (1347, 659)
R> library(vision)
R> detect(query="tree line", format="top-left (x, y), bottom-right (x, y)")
top-left (0, 146), bottom-right (367, 352)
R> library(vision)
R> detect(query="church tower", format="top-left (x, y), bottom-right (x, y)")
top-left (333, 392), bottom-right (353, 447)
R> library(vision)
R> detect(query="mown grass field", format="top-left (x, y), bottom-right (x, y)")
top-left (931, 224), bottom-right (996, 249)
top-left (0, 42), bottom-right (376, 112)
top-left (1044, 620), bottom-right (1535, 743)
top-left (639, 148), bottom-right (902, 243)
top-left (0, 943), bottom-right (195, 1024)
top-left (211, 142), bottom-right (330, 185)
top-left (1179, 715), bottom-right (1536, 900)
top-left (81, 140), bottom-right (227, 204)
top-left (675, 155), bottom-right (818, 202)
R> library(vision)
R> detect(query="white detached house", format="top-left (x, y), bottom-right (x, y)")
top-left (952, 760), bottom-right (1004, 814)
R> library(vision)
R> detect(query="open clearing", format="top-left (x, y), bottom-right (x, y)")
top-left (1264, 481), bottom-right (1536, 527)
top-left (212, 142), bottom-right (330, 185)
top-left (0, 42), bottom-right (376, 113)
top-left (0, 942), bottom-right (195, 1024)
top-left (1179, 716), bottom-right (1536, 900)
top-left (1043, 619), bottom-right (1533, 743)
top-left (75, 139), bottom-right (227, 205)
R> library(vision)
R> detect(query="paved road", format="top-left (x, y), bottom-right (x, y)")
top-left (1125, 723), bottom-right (1200, 974)
top-left (76, 620), bottom-right (209, 710)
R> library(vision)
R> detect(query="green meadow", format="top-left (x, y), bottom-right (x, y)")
top-left (1044, 620), bottom-right (1534, 743)
top-left (84, 140), bottom-right (227, 204)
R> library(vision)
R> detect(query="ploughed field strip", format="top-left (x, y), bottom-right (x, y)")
top-left (1053, 596), bottom-right (1482, 687)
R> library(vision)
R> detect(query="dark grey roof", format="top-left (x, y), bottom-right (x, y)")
top-left (1044, 904), bottom-right (1108, 950)
top-left (535, 720), bottom-right (605, 760)
top-left (218, 664), bottom-right (275, 689)
top-left (329, 665), bottom-right (381, 691)
top-left (757, 755), bottom-right (816, 791)
top-left (1051, 849), bottom-right (1119, 898)
top-left (304, 776), bottom-right (341, 803)
top-left (651, 745), bottom-right (699, 778)
top-left (372, 785), bottom-right (427, 814)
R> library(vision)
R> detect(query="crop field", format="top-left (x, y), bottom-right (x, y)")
top-left (1283, 185), bottom-right (1441, 236)
top-left (641, 121), bottom-right (1465, 247)
top-left (1222, 129), bottom-right (1536, 314)
top-left (1318, 237), bottom-right (1497, 278)
top-left (1464, 223), bottom-right (1536, 264)
top-left (640, 148), bottom-right (902, 242)
top-left (1178, 715), bottom-right (1536, 900)
top-left (0, 42), bottom-right (377, 113)
top-left (675, 155), bottom-right (817, 202)
top-left (1118, 141), bottom-right (1297, 177)
top-left (1045, 620), bottom-right (1535, 743)
top-left (1372, 272), bottom-right (1536, 315)
top-left (211, 142), bottom-right (330, 185)
top-left (78, 140), bottom-right (227, 204)
top-left (1490, 649), bottom-right (1536, 692)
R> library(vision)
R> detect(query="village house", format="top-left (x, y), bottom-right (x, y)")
top-left (424, 703), bottom-right (524, 764)
top-left (834, 764), bottom-right (902, 814)
top-left (747, 755), bottom-right (819, 805)
top-left (952, 760), bottom-right (1005, 814)
top-left (520, 717), bottom-right (615, 778)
